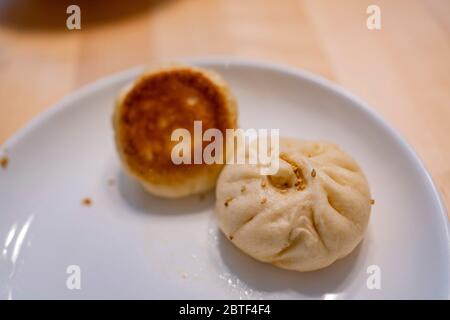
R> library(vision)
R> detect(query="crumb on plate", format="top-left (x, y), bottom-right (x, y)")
top-left (81, 197), bottom-right (92, 206)
top-left (0, 156), bottom-right (9, 169)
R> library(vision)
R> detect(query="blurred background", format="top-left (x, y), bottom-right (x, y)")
top-left (0, 0), bottom-right (449, 210)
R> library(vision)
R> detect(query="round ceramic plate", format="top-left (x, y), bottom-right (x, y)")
top-left (0, 58), bottom-right (448, 299)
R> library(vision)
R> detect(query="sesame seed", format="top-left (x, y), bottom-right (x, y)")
top-left (224, 197), bottom-right (233, 207)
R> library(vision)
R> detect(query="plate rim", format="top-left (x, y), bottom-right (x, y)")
top-left (3, 57), bottom-right (449, 296)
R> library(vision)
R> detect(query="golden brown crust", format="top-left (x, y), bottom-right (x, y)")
top-left (113, 64), bottom-right (238, 197)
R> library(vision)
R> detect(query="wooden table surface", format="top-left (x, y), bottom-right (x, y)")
top-left (0, 0), bottom-right (449, 216)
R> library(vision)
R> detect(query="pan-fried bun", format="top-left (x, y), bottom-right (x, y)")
top-left (113, 65), bottom-right (238, 198)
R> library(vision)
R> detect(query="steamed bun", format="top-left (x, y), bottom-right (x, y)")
top-left (215, 138), bottom-right (372, 272)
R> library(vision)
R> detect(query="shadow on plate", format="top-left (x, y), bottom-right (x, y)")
top-left (216, 229), bottom-right (365, 298)
top-left (117, 170), bottom-right (215, 216)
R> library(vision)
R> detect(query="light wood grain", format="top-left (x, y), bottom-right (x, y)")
top-left (0, 0), bottom-right (449, 216)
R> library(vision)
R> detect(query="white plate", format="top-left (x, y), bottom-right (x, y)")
top-left (0, 58), bottom-right (448, 299)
